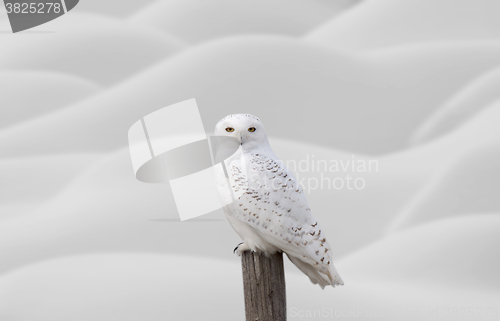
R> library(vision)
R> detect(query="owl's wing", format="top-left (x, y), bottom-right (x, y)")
top-left (226, 152), bottom-right (343, 287)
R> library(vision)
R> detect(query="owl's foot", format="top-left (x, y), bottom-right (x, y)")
top-left (233, 242), bottom-right (250, 256)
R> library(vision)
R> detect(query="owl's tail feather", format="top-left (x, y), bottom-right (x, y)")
top-left (326, 263), bottom-right (344, 287)
top-left (286, 254), bottom-right (344, 289)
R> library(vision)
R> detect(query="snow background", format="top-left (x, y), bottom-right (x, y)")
top-left (0, 0), bottom-right (499, 320)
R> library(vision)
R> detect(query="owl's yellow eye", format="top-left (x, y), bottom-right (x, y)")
top-left (226, 127), bottom-right (235, 132)
top-left (248, 127), bottom-right (256, 132)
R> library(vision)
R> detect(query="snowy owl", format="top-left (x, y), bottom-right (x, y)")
top-left (214, 114), bottom-right (343, 289)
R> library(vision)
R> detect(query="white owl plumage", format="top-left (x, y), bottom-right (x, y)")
top-left (214, 114), bottom-right (343, 289)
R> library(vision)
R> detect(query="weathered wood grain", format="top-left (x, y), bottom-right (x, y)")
top-left (242, 251), bottom-right (286, 321)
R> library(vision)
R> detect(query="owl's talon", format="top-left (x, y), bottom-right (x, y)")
top-left (233, 242), bottom-right (244, 254)
top-left (234, 242), bottom-right (250, 256)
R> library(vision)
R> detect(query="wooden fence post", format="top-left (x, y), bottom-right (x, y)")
top-left (241, 251), bottom-right (287, 321)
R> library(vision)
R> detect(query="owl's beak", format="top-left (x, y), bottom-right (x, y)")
top-left (240, 134), bottom-right (243, 145)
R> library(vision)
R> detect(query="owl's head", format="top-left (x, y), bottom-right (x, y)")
top-left (215, 114), bottom-right (269, 149)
